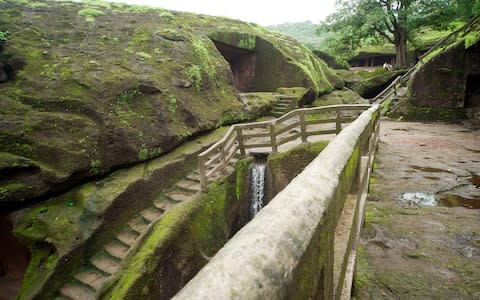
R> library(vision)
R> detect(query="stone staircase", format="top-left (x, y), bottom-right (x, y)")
top-left (55, 156), bottom-right (241, 300)
top-left (271, 95), bottom-right (297, 117)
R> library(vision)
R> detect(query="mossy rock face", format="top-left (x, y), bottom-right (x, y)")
top-left (12, 126), bottom-right (229, 300)
top-left (210, 31), bottom-right (342, 94)
top-left (0, 0), bottom-right (339, 206)
top-left (411, 43), bottom-right (470, 108)
top-left (266, 141), bottom-right (329, 198)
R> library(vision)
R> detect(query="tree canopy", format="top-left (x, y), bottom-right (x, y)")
top-left (320, 0), bottom-right (480, 67)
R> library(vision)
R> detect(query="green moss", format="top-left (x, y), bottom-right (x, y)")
top-left (17, 245), bottom-right (58, 300)
top-left (130, 28), bottom-right (150, 46)
top-left (135, 51), bottom-right (151, 60)
top-left (465, 31), bottom-right (480, 49)
top-left (157, 28), bottom-right (185, 41)
top-left (117, 89), bottom-right (142, 103)
top-left (89, 158), bottom-right (101, 173)
top-left (167, 95), bottom-right (177, 115)
top-left (354, 244), bottom-right (374, 293)
top-left (78, 8), bottom-right (104, 17)
top-left (388, 97), bottom-right (466, 121)
top-left (159, 11), bottom-right (175, 20)
top-left (185, 64), bottom-right (202, 91)
top-left (235, 158), bottom-right (252, 200)
top-left (364, 204), bottom-right (391, 229)
top-left (27, 2), bottom-right (49, 9)
top-left (216, 110), bottom-right (253, 127)
top-left (192, 39), bottom-right (217, 85)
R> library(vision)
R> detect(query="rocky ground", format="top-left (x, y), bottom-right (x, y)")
top-left (356, 120), bottom-right (480, 299)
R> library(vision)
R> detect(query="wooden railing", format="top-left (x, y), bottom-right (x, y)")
top-left (198, 104), bottom-right (372, 190)
top-left (175, 105), bottom-right (381, 300)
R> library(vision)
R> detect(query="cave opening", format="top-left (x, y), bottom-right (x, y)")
top-left (465, 74), bottom-right (480, 108)
top-left (212, 40), bottom-right (256, 92)
top-left (0, 215), bottom-right (30, 300)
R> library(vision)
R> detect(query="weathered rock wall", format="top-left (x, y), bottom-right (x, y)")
top-left (0, 0), bottom-right (341, 207)
top-left (410, 42), bottom-right (480, 108)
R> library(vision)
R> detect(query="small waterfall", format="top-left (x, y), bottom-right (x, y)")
top-left (250, 162), bottom-right (266, 218)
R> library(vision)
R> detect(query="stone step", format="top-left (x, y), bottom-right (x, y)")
top-left (59, 282), bottom-right (96, 300)
top-left (104, 240), bottom-right (130, 260)
top-left (153, 199), bottom-right (176, 211)
top-left (275, 103), bottom-right (291, 108)
top-left (176, 179), bottom-right (201, 192)
top-left (90, 252), bottom-right (121, 275)
top-left (186, 172), bottom-right (201, 182)
top-left (74, 267), bottom-right (109, 291)
top-left (141, 207), bottom-right (163, 222)
top-left (165, 191), bottom-right (194, 202)
top-left (116, 228), bottom-right (140, 247)
top-left (127, 215), bottom-right (149, 233)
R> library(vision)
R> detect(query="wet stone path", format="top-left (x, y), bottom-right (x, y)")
top-left (357, 120), bottom-right (480, 299)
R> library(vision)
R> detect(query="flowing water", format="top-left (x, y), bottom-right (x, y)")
top-left (250, 162), bottom-right (266, 218)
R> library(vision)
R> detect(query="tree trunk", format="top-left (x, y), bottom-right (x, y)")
top-left (394, 18), bottom-right (408, 68)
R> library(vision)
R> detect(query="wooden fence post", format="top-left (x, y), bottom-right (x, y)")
top-left (270, 123), bottom-right (277, 152)
top-left (300, 113), bottom-right (307, 143)
top-left (198, 156), bottom-right (207, 191)
top-left (236, 127), bottom-right (246, 156)
top-left (220, 144), bottom-right (227, 174)
top-left (335, 109), bottom-right (342, 134)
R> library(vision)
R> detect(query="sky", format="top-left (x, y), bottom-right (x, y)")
top-left (107, 0), bottom-right (337, 26)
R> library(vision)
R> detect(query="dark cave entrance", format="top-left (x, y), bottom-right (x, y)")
top-left (361, 77), bottom-right (398, 99)
top-left (465, 74), bottom-right (480, 108)
top-left (212, 40), bottom-right (256, 92)
top-left (0, 215), bottom-right (30, 300)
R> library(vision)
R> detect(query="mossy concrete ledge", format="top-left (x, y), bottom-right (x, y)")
top-left (173, 105), bottom-right (380, 299)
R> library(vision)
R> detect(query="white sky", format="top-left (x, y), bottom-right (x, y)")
top-left (107, 0), bottom-right (337, 26)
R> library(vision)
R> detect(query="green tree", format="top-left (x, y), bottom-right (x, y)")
top-left (320, 0), bottom-right (480, 67)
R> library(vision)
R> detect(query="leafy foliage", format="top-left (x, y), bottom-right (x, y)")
top-left (319, 0), bottom-right (479, 66)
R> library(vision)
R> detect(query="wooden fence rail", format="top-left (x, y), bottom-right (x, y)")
top-left (198, 104), bottom-right (372, 190)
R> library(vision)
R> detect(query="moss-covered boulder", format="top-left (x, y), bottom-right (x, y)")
top-left (0, 0), bottom-right (340, 207)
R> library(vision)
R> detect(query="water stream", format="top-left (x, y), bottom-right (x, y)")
top-left (250, 162), bottom-right (266, 218)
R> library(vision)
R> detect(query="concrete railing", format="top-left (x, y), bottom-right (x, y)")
top-left (198, 104), bottom-right (372, 190)
top-left (175, 104), bottom-right (380, 299)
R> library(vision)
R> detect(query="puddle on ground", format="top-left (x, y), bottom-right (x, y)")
top-left (438, 194), bottom-right (480, 209)
top-left (399, 192), bottom-right (480, 209)
top-left (399, 192), bottom-right (437, 206)
top-left (409, 165), bottom-right (454, 174)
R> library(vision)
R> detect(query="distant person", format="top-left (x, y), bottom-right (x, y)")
top-left (383, 62), bottom-right (393, 71)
